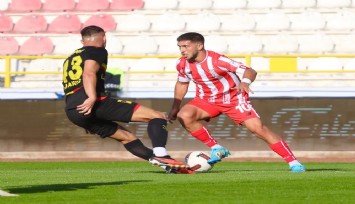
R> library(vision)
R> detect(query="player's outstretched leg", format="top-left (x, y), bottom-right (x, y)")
top-left (165, 166), bottom-right (196, 174)
top-left (207, 146), bottom-right (231, 164)
top-left (149, 155), bottom-right (189, 169)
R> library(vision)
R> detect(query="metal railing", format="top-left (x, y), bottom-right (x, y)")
top-left (1, 54), bottom-right (355, 88)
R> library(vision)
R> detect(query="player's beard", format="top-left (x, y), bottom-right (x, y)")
top-left (187, 51), bottom-right (199, 62)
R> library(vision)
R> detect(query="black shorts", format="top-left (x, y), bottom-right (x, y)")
top-left (65, 97), bottom-right (138, 138)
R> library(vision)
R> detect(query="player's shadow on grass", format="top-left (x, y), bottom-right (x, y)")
top-left (7, 180), bottom-right (150, 194)
top-left (305, 168), bottom-right (345, 172)
top-left (218, 168), bottom-right (347, 172)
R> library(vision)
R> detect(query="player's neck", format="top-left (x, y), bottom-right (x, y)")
top-left (192, 50), bottom-right (207, 64)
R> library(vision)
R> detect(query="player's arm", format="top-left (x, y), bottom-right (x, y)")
top-left (219, 57), bottom-right (257, 94)
top-left (168, 81), bottom-right (189, 121)
top-left (241, 67), bottom-right (257, 84)
top-left (232, 67), bottom-right (257, 94)
top-left (77, 59), bottom-right (100, 115)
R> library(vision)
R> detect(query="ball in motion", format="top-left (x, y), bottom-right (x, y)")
top-left (185, 151), bottom-right (214, 172)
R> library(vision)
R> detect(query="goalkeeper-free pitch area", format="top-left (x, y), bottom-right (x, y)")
top-left (0, 162), bottom-right (354, 204)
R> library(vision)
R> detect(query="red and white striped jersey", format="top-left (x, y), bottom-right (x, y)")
top-left (176, 50), bottom-right (251, 104)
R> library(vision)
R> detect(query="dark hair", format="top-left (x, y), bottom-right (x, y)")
top-left (81, 25), bottom-right (105, 37)
top-left (177, 32), bottom-right (204, 44)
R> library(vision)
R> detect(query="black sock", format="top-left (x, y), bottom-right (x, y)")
top-left (147, 118), bottom-right (168, 148)
top-left (124, 139), bottom-right (153, 161)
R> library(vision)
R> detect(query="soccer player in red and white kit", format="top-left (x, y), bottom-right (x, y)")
top-left (168, 32), bottom-right (306, 172)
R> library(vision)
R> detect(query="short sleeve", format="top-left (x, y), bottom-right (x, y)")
top-left (217, 55), bottom-right (251, 75)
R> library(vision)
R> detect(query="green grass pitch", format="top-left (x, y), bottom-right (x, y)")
top-left (0, 162), bottom-right (354, 204)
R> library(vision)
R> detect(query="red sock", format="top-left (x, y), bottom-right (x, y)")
top-left (269, 140), bottom-right (296, 162)
top-left (191, 127), bottom-right (218, 147)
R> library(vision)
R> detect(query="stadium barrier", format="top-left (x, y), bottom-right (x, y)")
top-left (1, 54), bottom-right (355, 99)
top-left (1, 54), bottom-right (355, 87)
top-left (0, 99), bottom-right (354, 161)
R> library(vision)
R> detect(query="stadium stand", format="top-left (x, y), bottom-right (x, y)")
top-left (115, 13), bottom-right (151, 32)
top-left (150, 13), bottom-right (186, 33)
top-left (178, 0), bottom-right (213, 10)
top-left (82, 14), bottom-right (116, 32)
top-left (212, 0), bottom-right (247, 10)
top-left (333, 35), bottom-right (355, 53)
top-left (247, 0), bottom-right (281, 9)
top-left (185, 12), bottom-right (221, 32)
top-left (307, 57), bottom-right (343, 71)
top-left (316, 0), bottom-right (351, 8)
top-left (47, 14), bottom-right (82, 33)
top-left (0, 0), bottom-right (9, 11)
top-left (298, 34), bottom-right (335, 54)
top-left (344, 58), bottom-right (355, 70)
top-left (0, 14), bottom-right (13, 33)
top-left (143, 0), bottom-right (178, 10)
top-left (227, 35), bottom-right (263, 54)
top-left (0, 58), bottom-right (22, 77)
top-left (204, 35), bottom-right (229, 54)
top-left (281, 0), bottom-right (316, 9)
top-left (155, 35), bottom-right (179, 55)
top-left (122, 35), bottom-right (158, 55)
top-left (0, 36), bottom-right (19, 55)
top-left (41, 0), bottom-right (76, 12)
top-left (129, 58), bottom-right (165, 71)
top-left (7, 0), bottom-right (42, 12)
top-left (254, 11), bottom-right (290, 31)
top-left (325, 11), bottom-right (355, 31)
top-left (105, 32), bottom-right (123, 55)
top-left (289, 11), bottom-right (326, 31)
top-left (51, 36), bottom-right (81, 55)
top-left (19, 36), bottom-right (54, 55)
top-left (27, 58), bottom-right (61, 72)
top-left (219, 12), bottom-right (256, 32)
top-left (75, 0), bottom-right (110, 12)
top-left (108, 58), bottom-right (130, 72)
top-left (109, 0), bottom-right (144, 11)
top-left (13, 14), bottom-right (48, 33)
top-left (262, 34), bottom-right (299, 54)
top-left (162, 58), bottom-right (178, 71)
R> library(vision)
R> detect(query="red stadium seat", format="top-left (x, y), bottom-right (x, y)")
top-left (0, 36), bottom-right (19, 55)
top-left (109, 0), bottom-right (144, 11)
top-left (83, 14), bottom-right (116, 31)
top-left (0, 15), bottom-right (13, 33)
top-left (19, 36), bottom-right (54, 55)
top-left (8, 0), bottom-right (42, 12)
top-left (13, 15), bottom-right (47, 33)
top-left (48, 14), bottom-right (81, 33)
top-left (76, 0), bottom-right (109, 11)
top-left (42, 0), bottom-right (76, 12)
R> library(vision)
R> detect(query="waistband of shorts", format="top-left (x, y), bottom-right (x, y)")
top-left (65, 86), bottom-right (83, 96)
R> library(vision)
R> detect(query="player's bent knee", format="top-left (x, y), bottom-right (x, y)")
top-left (177, 110), bottom-right (194, 121)
top-left (110, 128), bottom-right (137, 144)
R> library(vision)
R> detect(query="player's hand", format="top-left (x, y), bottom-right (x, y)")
top-left (167, 108), bottom-right (179, 123)
top-left (231, 82), bottom-right (254, 94)
top-left (77, 98), bottom-right (96, 115)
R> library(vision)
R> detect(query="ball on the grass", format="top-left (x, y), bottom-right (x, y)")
top-left (185, 151), bottom-right (214, 172)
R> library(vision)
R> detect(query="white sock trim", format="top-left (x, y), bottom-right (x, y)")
top-left (289, 160), bottom-right (301, 167)
top-left (153, 147), bottom-right (168, 157)
top-left (211, 144), bottom-right (223, 149)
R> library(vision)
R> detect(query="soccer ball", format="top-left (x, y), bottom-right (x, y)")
top-left (185, 151), bottom-right (214, 172)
